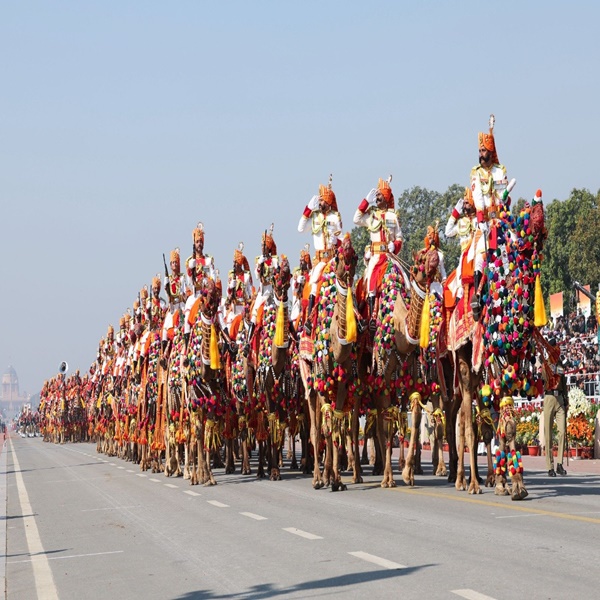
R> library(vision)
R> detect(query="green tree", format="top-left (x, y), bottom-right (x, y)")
top-left (542, 188), bottom-right (599, 313)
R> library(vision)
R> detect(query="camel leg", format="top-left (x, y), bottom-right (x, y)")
top-left (376, 406), bottom-right (396, 488)
top-left (351, 403), bottom-right (363, 484)
top-left (307, 392), bottom-right (323, 489)
top-left (403, 402), bottom-right (422, 486)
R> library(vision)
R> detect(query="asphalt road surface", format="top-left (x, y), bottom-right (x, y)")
top-left (3, 436), bottom-right (600, 600)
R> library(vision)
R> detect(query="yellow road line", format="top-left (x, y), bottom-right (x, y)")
top-left (356, 481), bottom-right (600, 524)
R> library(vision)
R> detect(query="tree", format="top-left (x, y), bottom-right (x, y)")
top-left (542, 188), bottom-right (599, 313)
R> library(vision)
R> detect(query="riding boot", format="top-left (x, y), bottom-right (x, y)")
top-left (368, 294), bottom-right (376, 334)
top-left (244, 321), bottom-right (256, 356)
top-left (304, 294), bottom-right (315, 336)
top-left (184, 332), bottom-right (190, 348)
top-left (471, 270), bottom-right (482, 322)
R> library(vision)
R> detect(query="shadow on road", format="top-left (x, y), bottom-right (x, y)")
top-left (171, 565), bottom-right (434, 599)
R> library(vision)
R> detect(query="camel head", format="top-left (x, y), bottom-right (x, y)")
top-left (199, 277), bottom-right (220, 318)
top-left (335, 233), bottom-right (357, 288)
top-left (273, 255), bottom-right (291, 302)
top-left (411, 246), bottom-right (439, 286)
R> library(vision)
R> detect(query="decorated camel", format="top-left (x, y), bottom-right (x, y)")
top-left (439, 186), bottom-right (547, 500)
top-left (185, 277), bottom-right (226, 485)
top-left (300, 234), bottom-right (360, 490)
top-left (252, 255), bottom-right (292, 480)
top-left (367, 244), bottom-right (440, 488)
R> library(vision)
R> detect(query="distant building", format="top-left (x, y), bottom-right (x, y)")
top-left (1, 366), bottom-right (30, 416)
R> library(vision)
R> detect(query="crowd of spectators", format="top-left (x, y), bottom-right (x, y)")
top-left (542, 310), bottom-right (599, 399)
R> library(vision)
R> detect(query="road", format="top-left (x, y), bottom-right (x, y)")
top-left (3, 436), bottom-right (600, 600)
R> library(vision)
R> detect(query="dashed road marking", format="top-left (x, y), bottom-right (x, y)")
top-left (283, 528), bottom-right (322, 540)
top-left (240, 512), bottom-right (267, 521)
top-left (164, 483), bottom-right (178, 489)
top-left (117, 466), bottom-right (125, 470)
top-left (348, 551), bottom-right (406, 570)
top-left (126, 469), bottom-right (135, 473)
top-left (451, 590), bottom-right (498, 600)
top-left (136, 474), bottom-right (147, 478)
top-left (184, 490), bottom-right (200, 497)
top-left (207, 500), bottom-right (229, 508)
top-left (149, 478), bottom-right (160, 483)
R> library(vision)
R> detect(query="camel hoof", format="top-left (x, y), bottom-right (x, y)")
top-left (313, 481), bottom-right (323, 490)
top-left (353, 476), bottom-right (364, 484)
top-left (495, 486), bottom-right (509, 496)
top-left (468, 487), bottom-right (482, 495)
top-left (512, 488), bottom-right (528, 501)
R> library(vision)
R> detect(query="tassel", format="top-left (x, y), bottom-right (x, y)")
top-left (419, 293), bottom-right (431, 348)
top-left (534, 274), bottom-right (547, 327)
top-left (274, 299), bottom-right (285, 347)
top-left (346, 289), bottom-right (357, 343)
top-left (210, 324), bottom-right (221, 369)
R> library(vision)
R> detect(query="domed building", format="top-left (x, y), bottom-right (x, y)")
top-left (1, 366), bottom-right (30, 415)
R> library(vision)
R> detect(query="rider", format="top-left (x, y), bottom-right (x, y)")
top-left (469, 115), bottom-right (509, 320)
top-left (184, 224), bottom-right (216, 347)
top-left (353, 176), bottom-right (403, 330)
top-left (444, 186), bottom-right (478, 308)
top-left (162, 248), bottom-right (187, 356)
top-left (224, 242), bottom-right (254, 326)
top-left (247, 225), bottom-right (279, 345)
top-left (290, 244), bottom-right (312, 333)
top-left (297, 176), bottom-right (342, 335)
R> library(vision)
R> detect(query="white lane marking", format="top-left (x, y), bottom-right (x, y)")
top-left (136, 474), bottom-right (147, 478)
top-left (9, 550), bottom-right (124, 564)
top-left (164, 483), bottom-right (178, 489)
top-left (149, 478), bottom-right (161, 483)
top-left (348, 551), bottom-right (406, 570)
top-left (207, 500), bottom-right (229, 508)
top-left (117, 466), bottom-right (125, 470)
top-left (452, 590), bottom-right (498, 600)
top-left (283, 528), bottom-right (323, 540)
top-left (81, 506), bottom-right (140, 512)
top-left (240, 512), bottom-right (267, 521)
top-left (126, 470), bottom-right (135, 473)
top-left (184, 490), bottom-right (200, 497)
top-left (109, 463), bottom-right (116, 466)
top-left (10, 438), bottom-right (59, 599)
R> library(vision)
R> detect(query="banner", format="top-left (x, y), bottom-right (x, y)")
top-left (549, 292), bottom-right (563, 319)
top-left (577, 284), bottom-right (591, 317)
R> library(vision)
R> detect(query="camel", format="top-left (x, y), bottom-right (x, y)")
top-left (441, 188), bottom-right (547, 500)
top-left (300, 234), bottom-right (359, 491)
top-left (368, 245), bottom-right (440, 488)
top-left (185, 278), bottom-right (225, 486)
top-left (253, 255), bottom-right (292, 481)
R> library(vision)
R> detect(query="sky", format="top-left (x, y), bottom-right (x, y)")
top-left (1, 1), bottom-right (599, 397)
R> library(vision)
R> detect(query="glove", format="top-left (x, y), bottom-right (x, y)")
top-left (163, 276), bottom-right (169, 288)
top-left (257, 255), bottom-right (265, 265)
top-left (456, 197), bottom-right (464, 213)
top-left (387, 241), bottom-right (395, 253)
top-left (366, 188), bottom-right (378, 206)
top-left (307, 195), bottom-right (320, 211)
top-left (188, 258), bottom-right (196, 270)
top-left (364, 249), bottom-right (372, 261)
top-left (479, 221), bottom-right (489, 234)
top-left (297, 275), bottom-right (305, 285)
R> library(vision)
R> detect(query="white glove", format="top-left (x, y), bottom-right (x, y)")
top-left (307, 195), bottom-right (320, 211)
top-left (365, 188), bottom-right (378, 206)
top-left (188, 258), bottom-right (196, 270)
top-left (364, 249), bottom-right (372, 261)
top-left (387, 241), bottom-right (395, 253)
top-left (456, 197), bottom-right (464, 213)
top-left (257, 255), bottom-right (265, 265)
top-left (163, 276), bottom-right (170, 289)
top-left (228, 279), bottom-right (235, 291)
top-left (479, 221), bottom-right (489, 234)
top-left (297, 275), bottom-right (305, 285)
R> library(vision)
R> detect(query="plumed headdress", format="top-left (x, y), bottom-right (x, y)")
top-left (233, 242), bottom-right (250, 271)
top-left (262, 223), bottom-right (277, 255)
top-left (378, 175), bottom-right (394, 209)
top-left (319, 174), bottom-right (338, 211)
top-left (193, 222), bottom-right (204, 244)
top-left (478, 114), bottom-right (499, 164)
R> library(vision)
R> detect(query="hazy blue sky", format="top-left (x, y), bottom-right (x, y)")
top-left (1, 1), bottom-right (599, 396)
